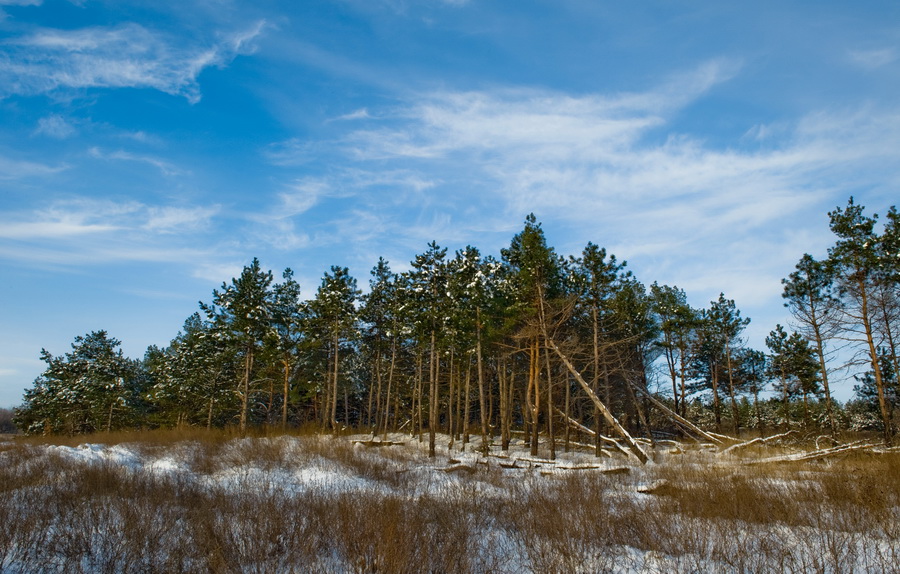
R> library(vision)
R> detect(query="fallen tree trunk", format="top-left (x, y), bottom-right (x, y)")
top-left (744, 441), bottom-right (878, 465)
top-left (542, 335), bottom-right (650, 464)
top-left (628, 382), bottom-right (728, 445)
top-left (718, 430), bottom-right (796, 457)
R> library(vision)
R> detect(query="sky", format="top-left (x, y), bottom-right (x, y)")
top-left (2, 0), bottom-right (900, 408)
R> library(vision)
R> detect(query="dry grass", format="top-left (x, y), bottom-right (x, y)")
top-left (0, 431), bottom-right (898, 573)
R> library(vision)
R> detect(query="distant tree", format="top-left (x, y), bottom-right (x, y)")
top-left (708, 294), bottom-right (750, 433)
top-left (852, 351), bottom-right (899, 432)
top-left (15, 331), bottom-right (147, 435)
top-left (732, 348), bottom-right (767, 433)
top-left (694, 294), bottom-right (750, 433)
top-left (0, 408), bottom-right (17, 434)
top-left (359, 257), bottom-right (396, 433)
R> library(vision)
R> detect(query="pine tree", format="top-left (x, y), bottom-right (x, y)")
top-left (502, 214), bottom-right (564, 456)
top-left (200, 258), bottom-right (275, 433)
top-left (570, 243), bottom-right (629, 452)
top-left (828, 198), bottom-right (893, 444)
top-left (782, 254), bottom-right (842, 434)
top-left (308, 265), bottom-right (360, 433)
top-left (705, 294), bottom-right (750, 433)
top-left (649, 283), bottom-right (699, 418)
top-left (270, 268), bottom-right (305, 428)
top-left (146, 313), bottom-right (239, 428)
top-left (409, 242), bottom-right (449, 457)
top-left (16, 331), bottom-right (146, 435)
top-left (360, 258), bottom-right (400, 436)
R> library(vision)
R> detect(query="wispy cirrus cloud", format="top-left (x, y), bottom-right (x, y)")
top-left (0, 153), bottom-right (65, 179)
top-left (0, 198), bottom-right (221, 265)
top-left (144, 206), bottom-right (220, 233)
top-left (0, 20), bottom-right (267, 102)
top-left (270, 61), bottom-right (900, 322)
top-left (88, 146), bottom-right (186, 176)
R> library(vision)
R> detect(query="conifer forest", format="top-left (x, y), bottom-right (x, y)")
top-left (13, 198), bottom-right (900, 448)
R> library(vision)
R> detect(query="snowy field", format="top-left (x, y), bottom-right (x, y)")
top-left (0, 431), bottom-right (898, 573)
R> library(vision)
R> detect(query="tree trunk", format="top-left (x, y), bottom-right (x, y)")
top-left (463, 358), bottom-right (472, 446)
top-left (368, 346), bottom-right (381, 430)
top-left (331, 331), bottom-right (339, 434)
top-left (476, 313), bottom-right (489, 455)
top-left (710, 361), bottom-right (721, 433)
top-left (240, 348), bottom-right (253, 434)
top-left (529, 338), bottom-right (540, 457)
top-left (725, 343), bottom-right (741, 434)
top-left (545, 343), bottom-right (555, 460)
top-left (381, 336), bottom-right (397, 439)
top-left (414, 349), bottom-right (423, 440)
top-left (282, 358), bottom-right (291, 429)
top-left (858, 278), bottom-right (892, 445)
top-left (808, 295), bottom-right (836, 437)
top-left (564, 371), bottom-right (571, 453)
top-left (448, 348), bottom-right (456, 448)
top-left (499, 356), bottom-right (510, 451)
top-left (429, 330), bottom-right (437, 458)
top-left (592, 303), bottom-right (603, 456)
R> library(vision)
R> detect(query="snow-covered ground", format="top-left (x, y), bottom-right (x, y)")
top-left (0, 432), bottom-right (897, 573)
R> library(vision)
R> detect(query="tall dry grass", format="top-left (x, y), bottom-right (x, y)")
top-left (0, 430), bottom-right (897, 573)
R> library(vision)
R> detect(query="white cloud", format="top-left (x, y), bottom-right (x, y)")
top-left (279, 180), bottom-right (327, 216)
top-left (0, 154), bottom-right (65, 179)
top-left (0, 199), bottom-right (136, 239)
top-left (144, 206), bottom-right (219, 233)
top-left (0, 198), bottom-right (225, 269)
top-left (88, 147), bottom-right (186, 176)
top-left (335, 108), bottom-right (372, 121)
top-left (34, 114), bottom-right (76, 139)
top-left (191, 262), bottom-right (246, 284)
top-left (0, 20), bottom-right (266, 102)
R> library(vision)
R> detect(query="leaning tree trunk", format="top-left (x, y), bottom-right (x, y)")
top-left (858, 278), bottom-right (893, 446)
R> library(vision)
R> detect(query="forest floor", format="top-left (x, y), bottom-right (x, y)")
top-left (0, 428), bottom-right (898, 573)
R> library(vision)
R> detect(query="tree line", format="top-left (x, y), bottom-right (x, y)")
top-left (14, 199), bottom-right (900, 449)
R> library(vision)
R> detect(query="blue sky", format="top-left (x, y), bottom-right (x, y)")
top-left (2, 0), bottom-right (899, 407)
